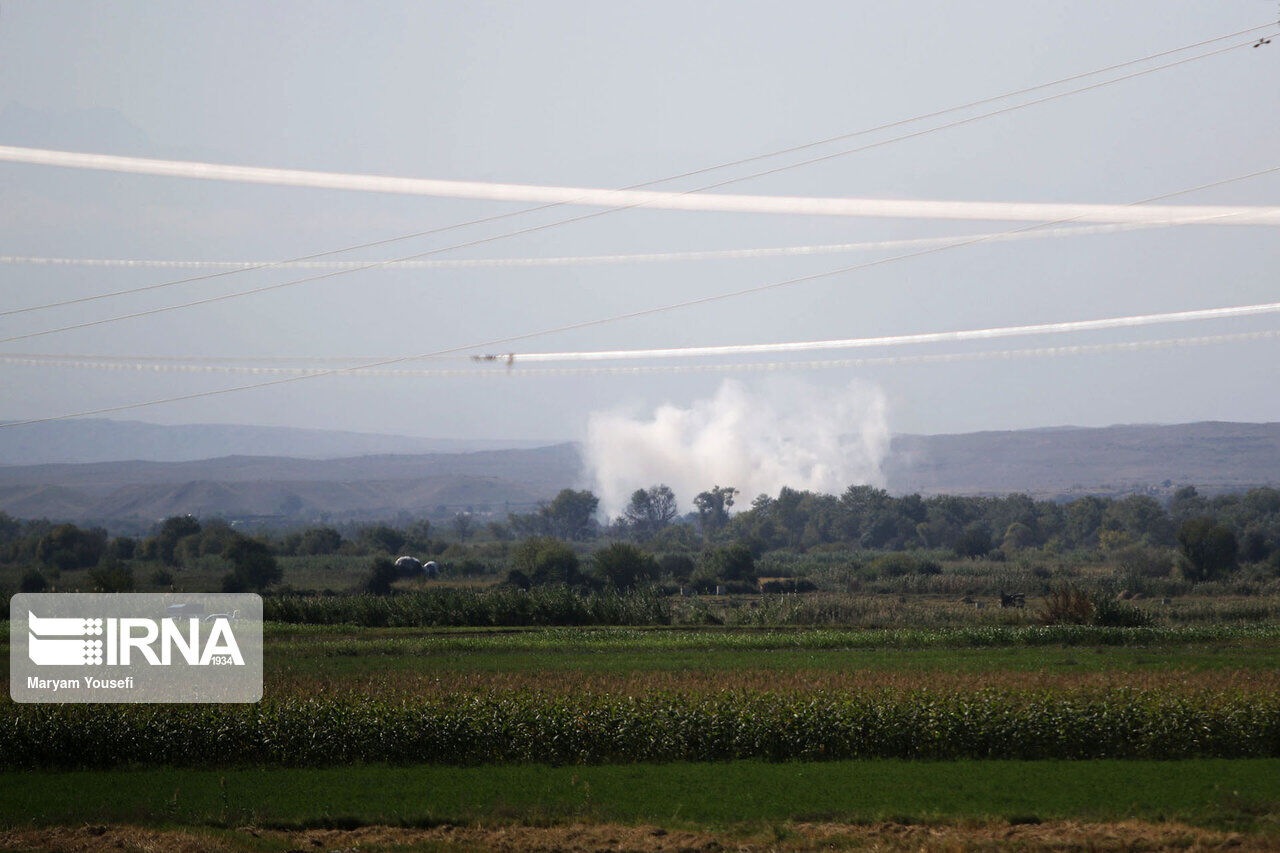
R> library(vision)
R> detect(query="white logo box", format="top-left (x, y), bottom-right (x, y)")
top-left (10, 593), bottom-right (262, 703)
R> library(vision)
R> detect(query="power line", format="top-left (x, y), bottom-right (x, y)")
top-left (2, 167), bottom-right (1273, 351)
top-left (496, 299), bottom-right (1280, 364)
top-left (3, 28), bottom-right (1272, 329)
top-left (0, 217), bottom-right (1218, 274)
top-left (3, 36), bottom-right (1277, 218)
top-left (4, 328), bottom-right (1279, 378)
top-left (2, 162), bottom-right (1277, 427)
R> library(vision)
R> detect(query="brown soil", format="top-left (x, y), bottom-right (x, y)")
top-left (2, 820), bottom-right (1274, 852)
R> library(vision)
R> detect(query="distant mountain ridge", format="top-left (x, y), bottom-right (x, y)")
top-left (885, 421), bottom-right (1280, 497)
top-left (0, 418), bottom-right (552, 464)
top-left (0, 421), bottom-right (1277, 527)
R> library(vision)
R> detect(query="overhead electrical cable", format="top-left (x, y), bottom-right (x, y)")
top-left (0, 217), bottom-right (1226, 273)
top-left (5, 328), bottom-right (1280, 378)
top-left (4, 46), bottom-right (1278, 220)
top-left (1, 161), bottom-right (1277, 428)
top-left (3, 26), bottom-right (1272, 326)
top-left (2, 34), bottom-right (1277, 217)
top-left (491, 299), bottom-right (1280, 364)
top-left (1, 158), bottom-right (1275, 351)
top-left (2, 28), bottom-right (1277, 426)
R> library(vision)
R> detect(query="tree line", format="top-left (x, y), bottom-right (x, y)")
top-left (2, 482), bottom-right (1278, 594)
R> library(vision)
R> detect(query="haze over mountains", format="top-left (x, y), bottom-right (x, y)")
top-left (0, 419), bottom-right (548, 464)
top-left (0, 419), bottom-right (1277, 529)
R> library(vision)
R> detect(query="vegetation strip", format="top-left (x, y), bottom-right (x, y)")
top-left (5, 691), bottom-right (1280, 768)
top-left (263, 621), bottom-right (1280, 650)
top-left (2, 761), bottom-right (1279, 830)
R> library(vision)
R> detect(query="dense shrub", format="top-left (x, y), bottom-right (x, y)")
top-left (591, 543), bottom-right (659, 590)
top-left (1038, 584), bottom-right (1152, 628)
top-left (364, 557), bottom-right (398, 595)
top-left (512, 538), bottom-right (582, 587)
top-left (222, 538), bottom-right (281, 592)
top-left (19, 569), bottom-right (48, 593)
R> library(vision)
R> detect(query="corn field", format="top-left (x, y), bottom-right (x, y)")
top-left (4, 690), bottom-right (1279, 768)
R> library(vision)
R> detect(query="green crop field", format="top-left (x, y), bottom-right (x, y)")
top-left (6, 619), bottom-right (1280, 848)
top-left (4, 760), bottom-right (1280, 830)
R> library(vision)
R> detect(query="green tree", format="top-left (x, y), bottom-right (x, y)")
top-left (1169, 486), bottom-right (1209, 524)
top-left (88, 559), bottom-right (135, 593)
top-left (546, 489), bottom-right (600, 540)
top-left (1064, 497), bottom-right (1106, 548)
top-left (624, 485), bottom-right (678, 539)
top-left (356, 525), bottom-right (406, 555)
top-left (591, 542), bottom-right (659, 590)
top-left (954, 522), bottom-right (993, 558)
top-left (297, 527), bottom-right (342, 556)
top-left (150, 516), bottom-right (202, 565)
top-left (693, 486), bottom-right (737, 536)
top-left (511, 537), bottom-right (581, 586)
top-left (451, 512), bottom-right (475, 542)
top-left (35, 524), bottom-right (108, 571)
top-left (1176, 517), bottom-right (1238, 583)
top-left (222, 537), bottom-right (281, 592)
top-left (659, 553), bottom-right (696, 584)
top-left (1104, 495), bottom-right (1173, 547)
top-left (1002, 522), bottom-right (1036, 552)
top-left (700, 543), bottom-right (756, 583)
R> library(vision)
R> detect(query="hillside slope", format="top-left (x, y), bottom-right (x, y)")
top-left (0, 422), bottom-right (1276, 524)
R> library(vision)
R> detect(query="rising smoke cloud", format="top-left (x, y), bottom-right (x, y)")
top-left (585, 379), bottom-right (890, 518)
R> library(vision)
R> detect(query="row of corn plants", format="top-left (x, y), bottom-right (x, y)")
top-left (4, 689), bottom-right (1279, 768)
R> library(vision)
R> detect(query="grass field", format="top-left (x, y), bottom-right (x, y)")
top-left (4, 760), bottom-right (1279, 830)
top-left (6, 615), bottom-right (1280, 847)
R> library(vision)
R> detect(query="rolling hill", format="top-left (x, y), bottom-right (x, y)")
top-left (0, 421), bottom-right (1277, 527)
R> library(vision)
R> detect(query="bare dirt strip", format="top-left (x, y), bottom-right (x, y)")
top-left (2, 820), bottom-right (1276, 852)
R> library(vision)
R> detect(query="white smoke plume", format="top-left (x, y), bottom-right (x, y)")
top-left (585, 379), bottom-right (890, 518)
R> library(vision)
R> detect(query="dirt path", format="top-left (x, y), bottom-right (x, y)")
top-left (1, 820), bottom-right (1274, 851)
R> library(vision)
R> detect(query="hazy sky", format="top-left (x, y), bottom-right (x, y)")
top-left (1, 1), bottom-right (1278, 443)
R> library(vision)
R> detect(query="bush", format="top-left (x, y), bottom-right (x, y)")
top-left (512, 538), bottom-right (582, 587)
top-left (1092, 594), bottom-right (1153, 628)
top-left (19, 569), bottom-right (48, 593)
top-left (658, 553), bottom-right (696, 583)
top-left (224, 538), bottom-right (282, 592)
top-left (1115, 545), bottom-right (1172, 579)
top-left (1038, 585), bottom-right (1095, 625)
top-left (591, 543), bottom-right (659, 590)
top-left (1038, 584), bottom-right (1151, 627)
top-left (87, 561), bottom-right (134, 593)
top-left (871, 553), bottom-right (942, 577)
top-left (355, 525), bottom-right (406, 556)
top-left (700, 543), bottom-right (756, 583)
top-left (297, 527), bottom-right (343, 556)
top-left (364, 557), bottom-right (399, 595)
